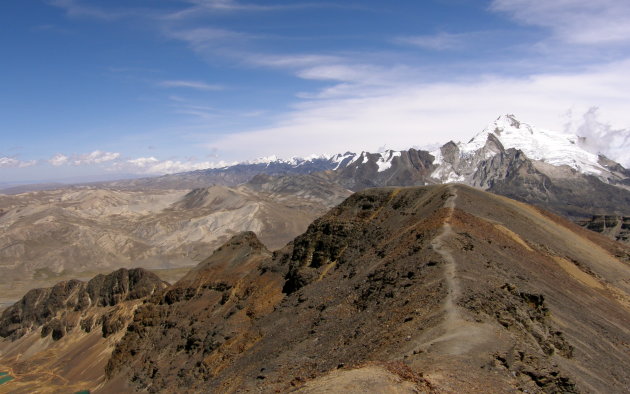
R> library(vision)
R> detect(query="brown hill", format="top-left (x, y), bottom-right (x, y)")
top-left (97, 185), bottom-right (630, 393)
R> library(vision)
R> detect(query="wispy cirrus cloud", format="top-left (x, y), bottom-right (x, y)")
top-left (248, 53), bottom-right (345, 69)
top-left (47, 0), bottom-right (126, 20)
top-left (395, 32), bottom-right (469, 51)
top-left (165, 0), bottom-right (355, 20)
top-left (491, 0), bottom-right (630, 45)
top-left (158, 80), bottom-right (223, 91)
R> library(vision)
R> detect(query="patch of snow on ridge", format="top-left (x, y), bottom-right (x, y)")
top-left (430, 147), bottom-right (443, 166)
top-left (348, 152), bottom-right (365, 166)
top-left (247, 155), bottom-right (280, 165)
top-left (431, 162), bottom-right (464, 183)
top-left (332, 152), bottom-right (356, 170)
top-left (376, 150), bottom-right (401, 172)
top-left (244, 153), bottom-right (333, 167)
top-left (464, 114), bottom-right (606, 175)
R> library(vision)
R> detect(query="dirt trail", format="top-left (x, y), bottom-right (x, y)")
top-left (424, 185), bottom-right (494, 355)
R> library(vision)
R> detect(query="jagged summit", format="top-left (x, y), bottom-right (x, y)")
top-left (463, 114), bottom-right (605, 175)
top-left (426, 115), bottom-right (630, 215)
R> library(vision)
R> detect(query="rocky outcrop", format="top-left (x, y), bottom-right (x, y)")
top-left (105, 232), bottom-right (280, 389)
top-left (576, 215), bottom-right (630, 244)
top-left (0, 268), bottom-right (167, 340)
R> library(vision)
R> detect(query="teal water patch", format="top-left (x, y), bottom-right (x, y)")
top-left (74, 391), bottom-right (90, 394)
top-left (0, 372), bottom-right (14, 385)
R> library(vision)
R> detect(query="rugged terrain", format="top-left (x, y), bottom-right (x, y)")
top-left (0, 176), bottom-right (351, 308)
top-left (2, 185), bottom-right (622, 392)
top-left (1, 115), bottom-right (630, 392)
top-left (577, 215), bottom-right (630, 245)
top-left (112, 185), bottom-right (630, 393)
top-left (0, 268), bottom-right (167, 393)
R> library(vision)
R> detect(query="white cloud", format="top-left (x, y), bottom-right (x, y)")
top-left (49, 153), bottom-right (69, 166)
top-left (72, 150), bottom-right (121, 165)
top-left (159, 80), bottom-right (223, 91)
top-left (249, 54), bottom-right (344, 69)
top-left (166, 27), bottom-right (248, 51)
top-left (570, 107), bottom-right (630, 167)
top-left (491, 0), bottom-right (630, 45)
top-left (395, 32), bottom-right (467, 50)
top-left (114, 156), bottom-right (234, 175)
top-left (206, 59), bottom-right (630, 167)
top-left (165, 0), bottom-right (345, 20)
top-left (0, 157), bottom-right (37, 168)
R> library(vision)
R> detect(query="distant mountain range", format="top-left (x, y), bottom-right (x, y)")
top-left (95, 114), bottom-right (630, 221)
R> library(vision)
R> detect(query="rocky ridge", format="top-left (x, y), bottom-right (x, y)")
top-left (0, 268), bottom-right (168, 393)
top-left (0, 268), bottom-right (167, 341)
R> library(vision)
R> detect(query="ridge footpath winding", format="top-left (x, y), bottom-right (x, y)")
top-left (427, 185), bottom-right (494, 355)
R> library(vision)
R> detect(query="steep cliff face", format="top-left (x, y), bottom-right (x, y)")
top-left (102, 186), bottom-right (630, 393)
top-left (332, 149), bottom-right (436, 190)
top-left (576, 215), bottom-right (630, 245)
top-left (0, 268), bottom-right (167, 341)
top-left (0, 268), bottom-right (168, 393)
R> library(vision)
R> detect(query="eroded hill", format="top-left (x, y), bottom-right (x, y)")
top-left (0, 177), bottom-right (351, 308)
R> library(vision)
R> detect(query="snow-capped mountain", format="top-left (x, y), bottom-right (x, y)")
top-left (430, 114), bottom-right (614, 184)
top-left (99, 113), bottom-right (629, 219)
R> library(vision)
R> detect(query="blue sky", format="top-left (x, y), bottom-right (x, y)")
top-left (2, 0), bottom-right (630, 183)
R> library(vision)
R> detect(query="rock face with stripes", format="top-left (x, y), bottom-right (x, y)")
top-left (576, 215), bottom-right (630, 245)
top-left (100, 185), bottom-right (630, 393)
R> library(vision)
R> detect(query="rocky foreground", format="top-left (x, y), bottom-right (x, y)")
top-left (1, 185), bottom-right (629, 393)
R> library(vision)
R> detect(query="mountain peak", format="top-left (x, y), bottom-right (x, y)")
top-left (461, 114), bottom-right (605, 175)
